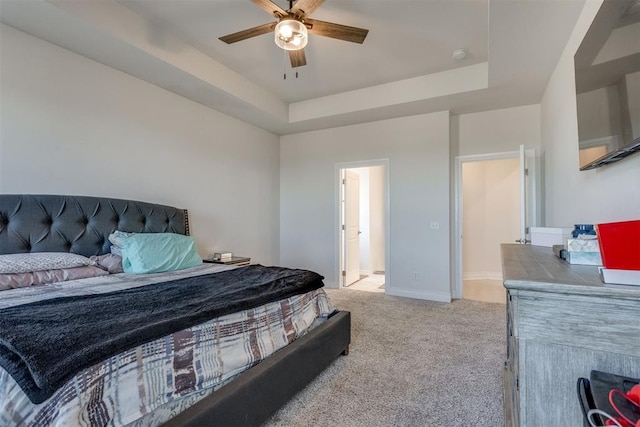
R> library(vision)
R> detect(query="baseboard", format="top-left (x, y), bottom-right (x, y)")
top-left (386, 287), bottom-right (451, 303)
top-left (463, 272), bottom-right (503, 281)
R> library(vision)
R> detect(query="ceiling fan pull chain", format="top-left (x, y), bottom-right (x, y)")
top-left (283, 49), bottom-right (287, 80)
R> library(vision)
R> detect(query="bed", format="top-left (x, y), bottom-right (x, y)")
top-left (0, 194), bottom-right (350, 426)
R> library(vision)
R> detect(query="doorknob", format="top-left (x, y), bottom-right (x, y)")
top-left (514, 239), bottom-right (530, 244)
top-left (358, 231), bottom-right (362, 234)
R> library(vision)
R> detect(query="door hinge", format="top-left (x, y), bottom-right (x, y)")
top-left (342, 270), bottom-right (346, 277)
top-left (342, 224), bottom-right (345, 231)
top-left (524, 168), bottom-right (529, 176)
top-left (342, 178), bottom-right (346, 184)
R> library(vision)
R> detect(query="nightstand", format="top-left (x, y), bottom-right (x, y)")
top-left (203, 256), bottom-right (251, 266)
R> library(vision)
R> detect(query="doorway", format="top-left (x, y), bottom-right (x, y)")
top-left (453, 149), bottom-right (537, 301)
top-left (462, 158), bottom-right (519, 303)
top-left (337, 161), bottom-right (388, 293)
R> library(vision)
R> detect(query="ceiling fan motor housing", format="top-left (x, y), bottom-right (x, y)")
top-left (275, 18), bottom-right (308, 50)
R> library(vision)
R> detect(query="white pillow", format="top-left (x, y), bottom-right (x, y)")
top-left (108, 230), bottom-right (135, 256)
top-left (0, 252), bottom-right (94, 274)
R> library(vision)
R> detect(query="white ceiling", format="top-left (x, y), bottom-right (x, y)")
top-left (119, 0), bottom-right (490, 103)
top-left (0, 0), bottom-right (587, 135)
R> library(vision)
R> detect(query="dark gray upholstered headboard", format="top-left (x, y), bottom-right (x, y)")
top-left (0, 195), bottom-right (189, 257)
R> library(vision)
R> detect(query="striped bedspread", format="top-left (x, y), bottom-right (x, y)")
top-left (0, 265), bottom-right (336, 426)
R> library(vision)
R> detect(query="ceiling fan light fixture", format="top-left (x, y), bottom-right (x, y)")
top-left (275, 19), bottom-right (308, 51)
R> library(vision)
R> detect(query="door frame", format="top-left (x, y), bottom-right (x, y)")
top-left (452, 150), bottom-right (537, 299)
top-left (336, 159), bottom-right (390, 290)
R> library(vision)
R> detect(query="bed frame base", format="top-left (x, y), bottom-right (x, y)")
top-left (163, 310), bottom-right (351, 427)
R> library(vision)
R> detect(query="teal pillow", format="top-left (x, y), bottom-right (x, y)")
top-left (120, 233), bottom-right (202, 274)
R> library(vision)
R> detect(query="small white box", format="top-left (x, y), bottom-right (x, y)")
top-left (566, 251), bottom-right (602, 265)
top-left (530, 227), bottom-right (573, 247)
top-left (599, 267), bottom-right (640, 286)
top-left (211, 251), bottom-right (232, 261)
top-left (567, 238), bottom-right (600, 253)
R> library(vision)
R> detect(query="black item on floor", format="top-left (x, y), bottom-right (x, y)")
top-left (577, 371), bottom-right (640, 426)
top-left (577, 377), bottom-right (599, 426)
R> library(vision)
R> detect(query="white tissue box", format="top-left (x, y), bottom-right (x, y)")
top-left (567, 238), bottom-right (600, 253)
top-left (530, 227), bottom-right (573, 247)
top-left (566, 251), bottom-right (602, 265)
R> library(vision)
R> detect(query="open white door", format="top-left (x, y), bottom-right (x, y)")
top-left (344, 170), bottom-right (360, 286)
top-left (517, 145), bottom-right (527, 244)
top-left (517, 145), bottom-right (536, 244)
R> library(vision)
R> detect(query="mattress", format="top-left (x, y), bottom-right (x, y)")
top-left (0, 264), bottom-right (336, 426)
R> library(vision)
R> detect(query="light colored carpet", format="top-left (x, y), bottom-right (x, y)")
top-left (264, 288), bottom-right (506, 426)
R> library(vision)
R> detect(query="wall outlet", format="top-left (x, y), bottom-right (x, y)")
top-left (411, 272), bottom-right (419, 281)
top-left (430, 221), bottom-right (440, 230)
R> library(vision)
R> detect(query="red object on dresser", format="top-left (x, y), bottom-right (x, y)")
top-left (597, 220), bottom-right (640, 270)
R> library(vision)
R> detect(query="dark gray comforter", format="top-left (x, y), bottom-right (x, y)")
top-left (0, 265), bottom-right (324, 404)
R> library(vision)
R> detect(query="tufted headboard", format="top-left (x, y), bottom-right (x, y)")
top-left (0, 195), bottom-right (190, 257)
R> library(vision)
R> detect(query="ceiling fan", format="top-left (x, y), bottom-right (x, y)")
top-left (219, 0), bottom-right (369, 68)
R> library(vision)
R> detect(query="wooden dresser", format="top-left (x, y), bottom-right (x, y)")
top-left (501, 244), bottom-right (640, 426)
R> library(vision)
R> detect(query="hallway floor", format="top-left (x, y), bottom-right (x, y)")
top-left (347, 273), bottom-right (385, 293)
top-left (345, 276), bottom-right (505, 303)
top-left (463, 279), bottom-right (505, 304)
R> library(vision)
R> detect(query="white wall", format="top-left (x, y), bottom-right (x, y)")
top-left (456, 104), bottom-right (541, 156)
top-left (541, 0), bottom-right (640, 225)
top-left (280, 112), bottom-right (451, 302)
top-left (462, 158), bottom-right (520, 280)
top-left (0, 25), bottom-right (281, 262)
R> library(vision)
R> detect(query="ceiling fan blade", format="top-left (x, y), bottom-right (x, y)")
top-left (251, 0), bottom-right (287, 18)
top-left (306, 19), bottom-right (369, 44)
top-left (219, 22), bottom-right (277, 44)
top-left (289, 49), bottom-right (307, 68)
top-left (290, 0), bottom-right (324, 17)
